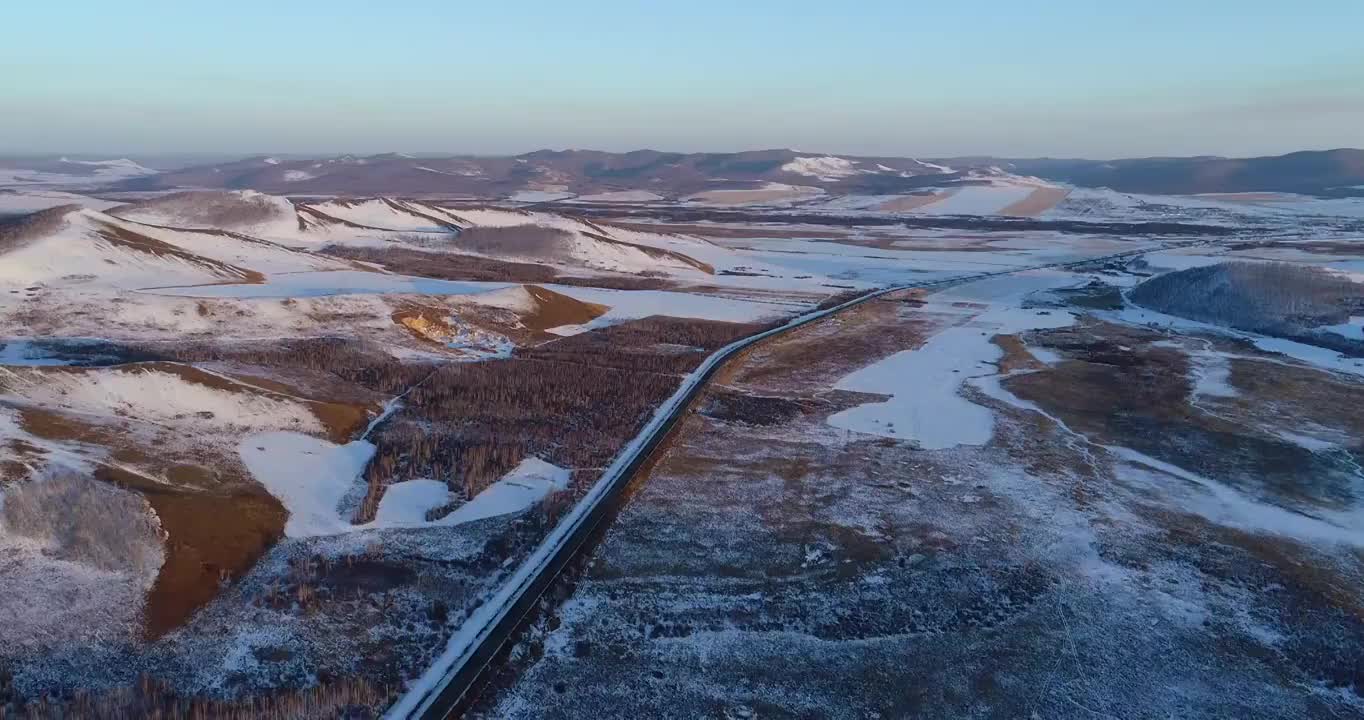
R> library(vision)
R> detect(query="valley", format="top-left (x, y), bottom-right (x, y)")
top-left (0, 156), bottom-right (1361, 718)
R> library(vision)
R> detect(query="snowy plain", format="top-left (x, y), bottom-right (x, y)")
top-left (827, 271), bottom-right (1083, 448)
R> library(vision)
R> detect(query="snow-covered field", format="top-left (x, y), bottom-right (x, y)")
top-left (479, 239), bottom-right (1364, 719)
top-left (725, 233), bottom-right (1141, 287)
top-left (828, 272), bottom-right (1083, 448)
top-left (4, 185), bottom-right (1363, 718)
top-left (1045, 186), bottom-right (1364, 227)
top-left (907, 184), bottom-right (1035, 215)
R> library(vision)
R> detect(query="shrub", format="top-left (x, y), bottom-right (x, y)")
top-left (1, 469), bottom-right (163, 576)
top-left (11, 674), bottom-right (388, 720)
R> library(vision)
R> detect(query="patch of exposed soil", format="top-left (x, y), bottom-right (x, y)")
top-left (392, 304), bottom-right (460, 345)
top-left (8, 365), bottom-right (351, 637)
top-left (16, 404), bottom-right (145, 458)
top-left (875, 192), bottom-right (952, 212)
top-left (992, 334), bottom-right (1046, 374)
top-left (999, 187), bottom-right (1071, 217)
top-left (95, 465), bottom-right (288, 638)
top-left (519, 285), bottom-right (609, 332)
top-left (323, 245), bottom-right (560, 284)
top-left (700, 390), bottom-right (814, 426)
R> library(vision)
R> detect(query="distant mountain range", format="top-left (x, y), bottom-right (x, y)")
top-left (4, 148), bottom-right (1362, 199)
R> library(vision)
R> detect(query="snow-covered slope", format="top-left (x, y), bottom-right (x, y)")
top-left (109, 190), bottom-right (303, 239)
top-left (781, 156), bottom-right (861, 181)
top-left (4, 365), bottom-right (326, 436)
top-left (0, 189), bottom-right (124, 216)
top-left (912, 184), bottom-right (1040, 216)
top-left (0, 206), bottom-right (349, 290)
top-left (802, 171), bottom-right (1069, 217)
top-left (63, 191), bottom-right (783, 282)
top-left (108, 192), bottom-right (469, 248)
top-left (779, 155), bottom-right (960, 182)
top-left (336, 205), bottom-right (723, 277)
top-left (303, 198), bottom-right (468, 232)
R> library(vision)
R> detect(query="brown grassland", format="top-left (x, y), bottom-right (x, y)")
top-left (998, 187), bottom-right (1071, 217)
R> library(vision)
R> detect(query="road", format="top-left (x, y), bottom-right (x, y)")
top-left (385, 243), bottom-right (1187, 719)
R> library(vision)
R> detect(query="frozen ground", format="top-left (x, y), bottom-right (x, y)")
top-left (828, 272), bottom-right (1082, 448)
top-left (1044, 187), bottom-right (1364, 231)
top-left (479, 253), bottom-right (1364, 719)
top-left (4, 192), bottom-right (1362, 717)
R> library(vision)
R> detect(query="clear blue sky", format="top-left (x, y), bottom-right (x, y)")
top-left (3, 0), bottom-right (1361, 158)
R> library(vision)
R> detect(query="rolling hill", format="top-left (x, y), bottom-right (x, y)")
top-left (0, 191), bottom-right (743, 290)
top-left (0, 205), bottom-right (349, 289)
top-left (97, 148), bottom-right (1364, 200)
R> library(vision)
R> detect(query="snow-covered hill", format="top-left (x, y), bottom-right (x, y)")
top-left (416, 207), bottom-right (712, 276)
top-left (0, 205), bottom-right (349, 290)
top-left (0, 157), bottom-right (157, 187)
top-left (304, 198), bottom-right (466, 232)
top-left (0, 189), bottom-right (124, 216)
top-left (109, 190), bottom-right (303, 238)
top-left (58, 157), bottom-right (157, 178)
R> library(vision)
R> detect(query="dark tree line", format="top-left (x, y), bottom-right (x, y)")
top-left (1131, 261), bottom-right (1364, 345)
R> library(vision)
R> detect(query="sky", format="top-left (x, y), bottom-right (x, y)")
top-left (3, 1), bottom-right (1361, 159)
